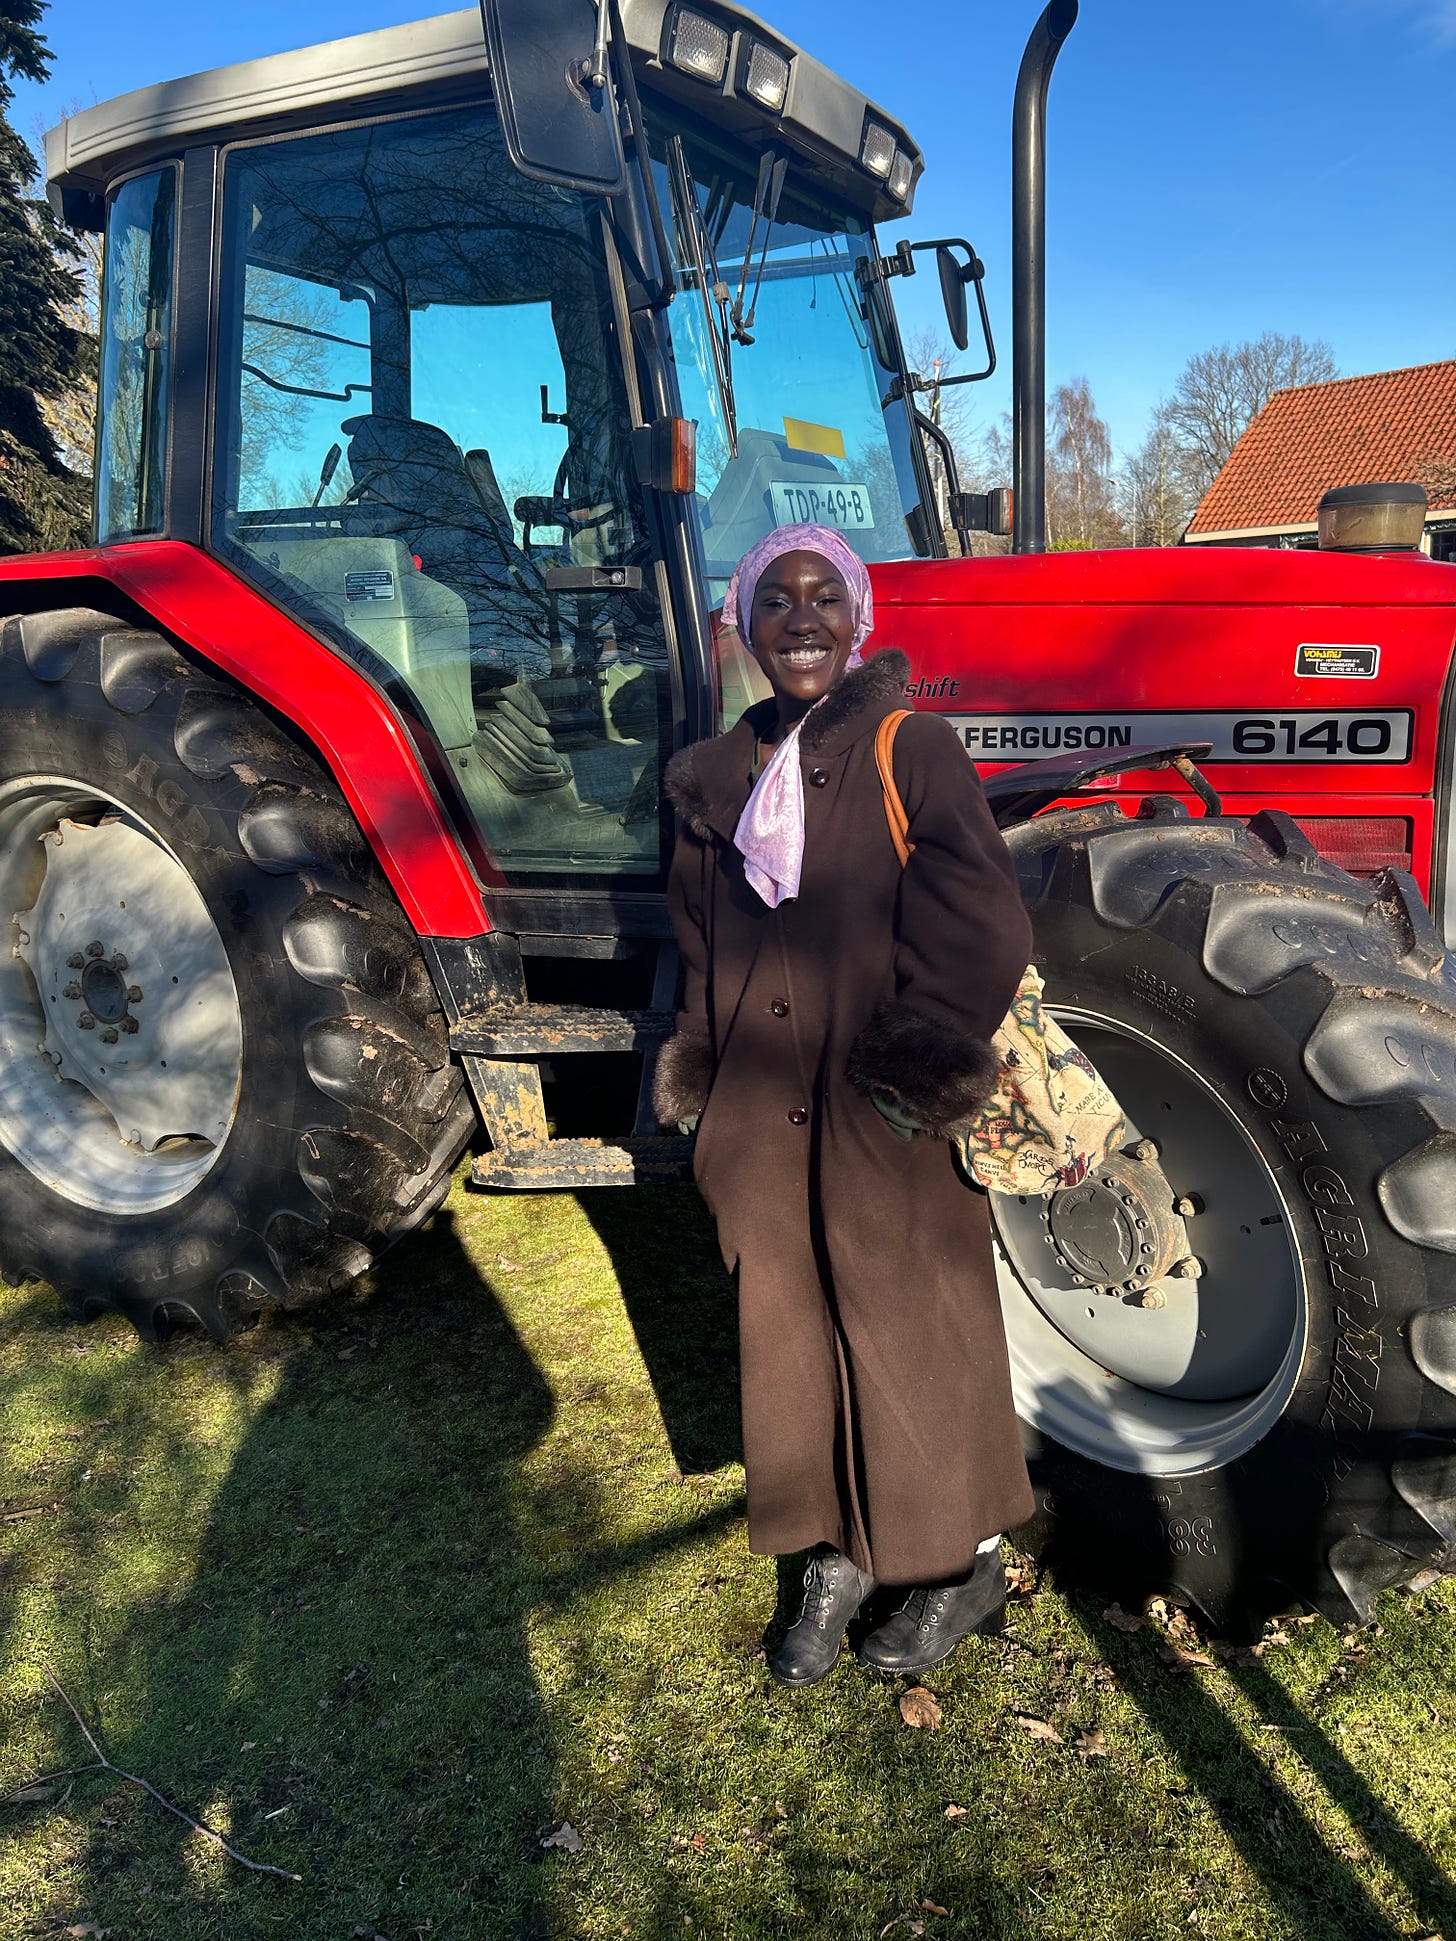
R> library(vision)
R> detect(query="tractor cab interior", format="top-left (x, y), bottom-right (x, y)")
top-left (208, 103), bottom-right (669, 884)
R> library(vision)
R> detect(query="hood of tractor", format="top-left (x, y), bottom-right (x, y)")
top-left (868, 544), bottom-right (1456, 901)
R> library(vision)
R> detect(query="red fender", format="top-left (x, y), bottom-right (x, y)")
top-left (0, 541), bottom-right (489, 939)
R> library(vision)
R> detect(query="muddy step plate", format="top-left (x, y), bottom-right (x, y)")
top-left (451, 1003), bottom-right (675, 1057)
top-left (470, 1135), bottom-right (692, 1190)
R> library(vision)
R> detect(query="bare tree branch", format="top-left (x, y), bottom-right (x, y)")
top-left (43, 1666), bottom-right (303, 1883)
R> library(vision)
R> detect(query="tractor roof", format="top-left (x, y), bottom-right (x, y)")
top-left (45, 2), bottom-right (922, 226)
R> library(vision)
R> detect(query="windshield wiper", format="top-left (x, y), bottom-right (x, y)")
top-left (730, 149), bottom-right (787, 346)
top-left (667, 135), bottom-right (737, 457)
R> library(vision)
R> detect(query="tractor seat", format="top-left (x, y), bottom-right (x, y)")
top-left (341, 413), bottom-right (551, 680)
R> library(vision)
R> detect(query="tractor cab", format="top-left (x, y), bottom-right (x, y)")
top-left (55, 4), bottom-right (955, 902)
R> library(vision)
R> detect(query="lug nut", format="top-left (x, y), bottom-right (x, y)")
top-left (119, 1016), bottom-right (139, 1035)
top-left (100, 1027), bottom-right (119, 1045)
top-left (1174, 1194), bottom-right (1204, 1218)
top-left (1132, 1138), bottom-right (1160, 1163)
top-left (77, 1012), bottom-right (96, 1030)
top-left (85, 940), bottom-right (104, 959)
top-left (62, 982), bottom-right (81, 1000)
top-left (110, 952), bottom-right (128, 971)
top-left (1133, 1287), bottom-right (1169, 1309)
top-left (1171, 1256), bottom-right (1204, 1280)
top-left (127, 985), bottom-right (143, 1003)
top-left (66, 952), bottom-right (84, 969)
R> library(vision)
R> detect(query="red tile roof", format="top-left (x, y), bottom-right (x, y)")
top-left (1186, 358), bottom-right (1456, 536)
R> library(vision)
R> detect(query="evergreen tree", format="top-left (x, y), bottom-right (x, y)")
top-left (0, 0), bottom-right (87, 553)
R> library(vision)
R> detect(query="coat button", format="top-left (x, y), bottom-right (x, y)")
top-left (771, 998), bottom-right (789, 1017)
top-left (787, 1108), bottom-right (807, 1125)
top-left (808, 767), bottom-right (829, 787)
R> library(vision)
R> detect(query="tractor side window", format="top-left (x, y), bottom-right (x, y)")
top-left (212, 106), bottom-right (672, 890)
top-left (96, 167), bottom-right (176, 543)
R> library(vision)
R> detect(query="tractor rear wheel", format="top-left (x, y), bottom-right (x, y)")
top-left (0, 608), bottom-right (477, 1338)
top-left (997, 798), bottom-right (1456, 1632)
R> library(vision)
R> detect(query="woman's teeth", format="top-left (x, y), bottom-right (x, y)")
top-left (780, 645), bottom-right (830, 669)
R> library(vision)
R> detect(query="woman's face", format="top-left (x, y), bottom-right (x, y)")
top-left (748, 550), bottom-right (856, 712)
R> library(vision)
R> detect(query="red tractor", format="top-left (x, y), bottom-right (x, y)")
top-left (6, 0), bottom-right (1456, 1636)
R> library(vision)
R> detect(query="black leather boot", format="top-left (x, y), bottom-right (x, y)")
top-left (768, 1545), bottom-right (876, 1686)
top-left (855, 1548), bottom-right (1006, 1674)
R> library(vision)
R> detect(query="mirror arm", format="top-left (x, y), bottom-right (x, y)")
top-left (912, 405), bottom-right (973, 552)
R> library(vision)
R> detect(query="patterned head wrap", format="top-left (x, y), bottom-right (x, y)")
top-left (721, 522), bottom-right (874, 666)
top-left (724, 525), bottom-right (876, 908)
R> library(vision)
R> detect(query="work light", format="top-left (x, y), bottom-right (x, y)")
top-left (668, 9), bottom-right (730, 84)
top-left (741, 39), bottom-right (790, 112)
top-left (860, 118), bottom-right (895, 178)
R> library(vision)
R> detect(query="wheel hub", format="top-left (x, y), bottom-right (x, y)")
top-left (1043, 1144), bottom-right (1188, 1298)
top-left (6, 809), bottom-right (242, 1189)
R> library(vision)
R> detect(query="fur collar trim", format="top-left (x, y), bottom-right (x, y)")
top-left (800, 648), bottom-right (909, 751)
top-left (664, 649), bottom-right (911, 839)
top-left (664, 744), bottom-right (715, 839)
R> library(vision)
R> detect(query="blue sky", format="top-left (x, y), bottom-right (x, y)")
top-left (14, 0), bottom-right (1456, 460)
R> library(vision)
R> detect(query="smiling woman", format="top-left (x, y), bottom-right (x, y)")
top-left (655, 523), bottom-right (1036, 1687)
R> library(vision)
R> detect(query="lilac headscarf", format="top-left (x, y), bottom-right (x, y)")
top-left (723, 524), bottom-right (876, 908)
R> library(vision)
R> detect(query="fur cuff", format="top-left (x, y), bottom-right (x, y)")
top-left (846, 1000), bottom-right (1000, 1138)
top-left (653, 1029), bottom-right (715, 1126)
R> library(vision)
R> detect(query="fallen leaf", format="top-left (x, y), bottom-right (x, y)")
top-left (241, 1741), bottom-right (257, 1751)
top-left (921, 1900), bottom-right (951, 1915)
top-left (878, 1923), bottom-right (925, 1938)
top-left (943, 1803), bottom-right (968, 1820)
top-left (773, 1800), bottom-right (788, 1819)
top-left (5, 1781), bottom-right (58, 1803)
top-left (65, 1927), bottom-right (109, 1938)
top-left (97, 1816), bottom-right (118, 1827)
top-left (899, 1687), bottom-right (943, 1730)
top-left (1159, 1643), bottom-right (1214, 1671)
top-left (1103, 1603), bottom-right (1145, 1633)
top-left (1015, 1713), bottom-right (1063, 1743)
top-left (672, 1832), bottom-right (707, 1854)
top-left (1075, 1729), bottom-right (1109, 1761)
top-left (538, 1822), bottom-right (582, 1852)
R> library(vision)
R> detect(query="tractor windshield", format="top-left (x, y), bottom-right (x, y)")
top-left (644, 104), bottom-right (927, 609)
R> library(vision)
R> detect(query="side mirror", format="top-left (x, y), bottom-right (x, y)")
top-left (479, 0), bottom-right (626, 193)
top-left (937, 246), bottom-right (970, 351)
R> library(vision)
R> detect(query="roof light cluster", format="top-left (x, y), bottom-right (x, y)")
top-left (662, 4), bottom-right (914, 198)
top-left (667, 5), bottom-right (788, 111)
top-left (860, 116), bottom-right (914, 201)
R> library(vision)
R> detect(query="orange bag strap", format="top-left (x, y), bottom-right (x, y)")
top-left (875, 709), bottom-right (915, 869)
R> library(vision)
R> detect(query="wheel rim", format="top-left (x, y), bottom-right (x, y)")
top-left (0, 777), bottom-right (243, 1214)
top-left (993, 1007), bottom-right (1307, 1476)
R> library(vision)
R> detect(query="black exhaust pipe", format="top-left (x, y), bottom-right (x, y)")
top-left (1011, 0), bottom-right (1078, 554)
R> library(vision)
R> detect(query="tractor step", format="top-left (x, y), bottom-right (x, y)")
top-left (450, 1002), bottom-right (674, 1057)
top-left (470, 1135), bottom-right (692, 1190)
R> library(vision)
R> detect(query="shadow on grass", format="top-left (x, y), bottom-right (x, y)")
top-left (578, 1183), bottom-right (742, 1477)
top-left (1073, 1554), bottom-right (1456, 1941)
top-left (0, 1205), bottom-right (743, 1940)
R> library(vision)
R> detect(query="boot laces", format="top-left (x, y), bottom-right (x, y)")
top-left (799, 1553), bottom-right (843, 1632)
top-left (902, 1585), bottom-right (950, 1637)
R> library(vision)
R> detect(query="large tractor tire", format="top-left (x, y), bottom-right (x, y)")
top-left (996, 797), bottom-right (1456, 1633)
top-left (0, 608), bottom-right (477, 1339)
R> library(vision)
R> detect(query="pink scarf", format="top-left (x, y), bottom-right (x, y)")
top-left (721, 525), bottom-right (875, 908)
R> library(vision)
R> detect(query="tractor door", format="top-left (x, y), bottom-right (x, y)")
top-left (210, 103), bottom-right (674, 897)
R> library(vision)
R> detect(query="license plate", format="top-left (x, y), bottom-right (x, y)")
top-left (769, 480), bottom-right (874, 531)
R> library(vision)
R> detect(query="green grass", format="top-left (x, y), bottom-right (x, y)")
top-left (3, 1170), bottom-right (1456, 1940)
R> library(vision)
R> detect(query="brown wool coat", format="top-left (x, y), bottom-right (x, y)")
top-left (656, 649), bottom-right (1036, 1585)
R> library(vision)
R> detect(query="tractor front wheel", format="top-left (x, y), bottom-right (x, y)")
top-left (999, 799), bottom-right (1456, 1632)
top-left (0, 608), bottom-right (477, 1337)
